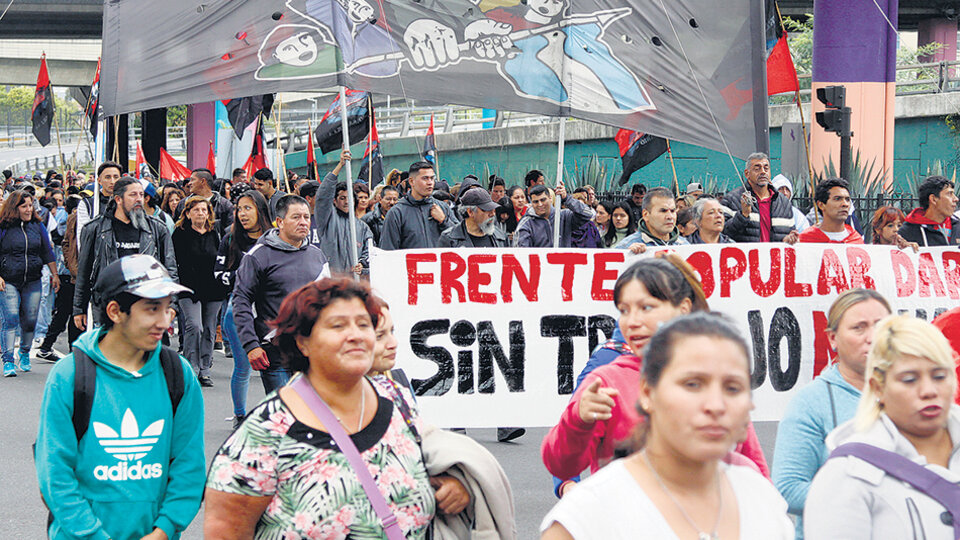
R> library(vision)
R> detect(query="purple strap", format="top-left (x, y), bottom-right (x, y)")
top-left (831, 442), bottom-right (960, 535)
top-left (291, 377), bottom-right (405, 540)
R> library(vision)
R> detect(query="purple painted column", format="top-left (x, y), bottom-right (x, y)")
top-left (811, 0), bottom-right (897, 186)
top-left (918, 18), bottom-right (958, 63)
top-left (186, 102), bottom-right (216, 170)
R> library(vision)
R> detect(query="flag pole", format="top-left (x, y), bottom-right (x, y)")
top-left (273, 97), bottom-right (289, 193)
top-left (367, 95), bottom-right (373, 186)
top-left (552, 117), bottom-right (566, 248)
top-left (339, 86), bottom-right (359, 277)
top-left (773, 2), bottom-right (817, 222)
top-left (308, 119), bottom-right (319, 181)
top-left (53, 96), bottom-right (66, 180)
top-left (666, 139), bottom-right (680, 197)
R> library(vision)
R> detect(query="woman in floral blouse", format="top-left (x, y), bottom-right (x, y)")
top-left (204, 278), bottom-right (466, 539)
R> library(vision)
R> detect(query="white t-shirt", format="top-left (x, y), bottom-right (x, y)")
top-left (540, 459), bottom-right (794, 540)
top-left (822, 229), bottom-right (849, 242)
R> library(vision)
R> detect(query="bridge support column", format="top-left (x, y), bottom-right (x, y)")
top-left (142, 108), bottom-right (166, 178)
top-left (186, 102), bottom-right (215, 171)
top-left (811, 0), bottom-right (897, 186)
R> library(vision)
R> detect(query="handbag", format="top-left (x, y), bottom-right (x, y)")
top-left (830, 442), bottom-right (960, 536)
top-left (291, 376), bottom-right (405, 540)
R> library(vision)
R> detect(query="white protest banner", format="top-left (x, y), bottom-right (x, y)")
top-left (370, 244), bottom-right (960, 427)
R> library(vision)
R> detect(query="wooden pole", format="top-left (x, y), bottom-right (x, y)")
top-left (552, 117), bottom-right (566, 248)
top-left (52, 99), bottom-right (66, 180)
top-left (273, 97), bottom-right (289, 193)
top-left (339, 87), bottom-right (359, 275)
top-left (666, 139), bottom-right (680, 197)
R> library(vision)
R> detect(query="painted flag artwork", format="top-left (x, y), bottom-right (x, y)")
top-left (765, 0), bottom-right (799, 96)
top-left (100, 0), bottom-right (769, 158)
top-left (314, 89), bottom-right (369, 154)
top-left (32, 55), bottom-right (55, 147)
top-left (224, 94), bottom-right (275, 139)
top-left (86, 58), bottom-right (101, 138)
top-left (358, 103), bottom-right (384, 186)
top-left (615, 129), bottom-right (667, 185)
top-left (423, 114), bottom-right (437, 165)
top-left (159, 147), bottom-right (192, 181)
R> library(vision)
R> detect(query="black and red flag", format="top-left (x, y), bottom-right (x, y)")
top-left (423, 113), bottom-right (437, 164)
top-left (315, 89), bottom-right (370, 154)
top-left (32, 54), bottom-right (55, 147)
top-left (358, 101), bottom-right (384, 186)
top-left (306, 120), bottom-right (319, 180)
top-left (224, 94), bottom-right (274, 139)
top-left (616, 129), bottom-right (668, 186)
top-left (765, 0), bottom-right (799, 96)
top-left (242, 119), bottom-right (268, 179)
top-left (85, 57), bottom-right (101, 138)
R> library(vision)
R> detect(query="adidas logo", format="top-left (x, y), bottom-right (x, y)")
top-left (93, 409), bottom-right (164, 461)
top-left (91, 409), bottom-right (165, 482)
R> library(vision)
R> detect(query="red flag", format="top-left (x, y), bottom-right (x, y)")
top-left (242, 121), bottom-right (267, 179)
top-left (32, 54), bottom-right (55, 146)
top-left (159, 147), bottom-right (191, 181)
top-left (767, 33), bottom-right (799, 96)
top-left (306, 120), bottom-right (318, 180)
top-left (206, 140), bottom-right (216, 172)
top-left (134, 141), bottom-right (146, 179)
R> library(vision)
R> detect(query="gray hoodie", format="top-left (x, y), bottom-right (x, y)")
top-left (315, 172), bottom-right (373, 274)
top-left (804, 406), bottom-right (960, 540)
top-left (232, 229), bottom-right (330, 353)
top-left (380, 193), bottom-right (458, 250)
top-left (514, 196), bottom-right (595, 248)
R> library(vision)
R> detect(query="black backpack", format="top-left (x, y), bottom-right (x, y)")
top-left (71, 345), bottom-right (185, 440)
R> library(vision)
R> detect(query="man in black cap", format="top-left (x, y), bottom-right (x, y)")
top-left (439, 187), bottom-right (507, 248)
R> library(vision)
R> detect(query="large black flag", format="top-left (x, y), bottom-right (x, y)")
top-left (357, 104), bottom-right (383, 186)
top-left (315, 89), bottom-right (369, 154)
top-left (224, 94), bottom-right (274, 139)
top-left (85, 58), bottom-right (101, 138)
top-left (616, 129), bottom-right (667, 186)
top-left (32, 55), bottom-right (55, 147)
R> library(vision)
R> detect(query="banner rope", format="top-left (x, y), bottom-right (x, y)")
top-left (654, 0), bottom-right (745, 185)
top-left (0, 0), bottom-right (16, 23)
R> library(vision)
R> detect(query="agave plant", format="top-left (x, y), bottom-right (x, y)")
top-left (567, 154), bottom-right (614, 192)
top-left (815, 152), bottom-right (891, 223)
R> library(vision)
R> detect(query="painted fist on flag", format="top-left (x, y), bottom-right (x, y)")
top-left (464, 19), bottom-right (513, 60)
top-left (404, 20), bottom-right (461, 70)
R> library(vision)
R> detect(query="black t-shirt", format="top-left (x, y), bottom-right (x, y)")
top-left (468, 232), bottom-right (495, 248)
top-left (112, 218), bottom-right (141, 257)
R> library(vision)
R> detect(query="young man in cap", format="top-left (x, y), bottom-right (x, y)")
top-left (36, 254), bottom-right (205, 540)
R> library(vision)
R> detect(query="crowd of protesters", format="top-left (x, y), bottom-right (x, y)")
top-left (6, 147), bottom-right (960, 539)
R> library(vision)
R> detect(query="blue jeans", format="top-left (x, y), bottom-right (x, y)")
top-left (34, 270), bottom-right (54, 340)
top-left (222, 298), bottom-right (250, 416)
top-left (260, 343), bottom-right (290, 395)
top-left (0, 279), bottom-right (43, 364)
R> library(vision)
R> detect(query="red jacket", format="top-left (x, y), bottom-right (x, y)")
top-left (541, 353), bottom-right (770, 480)
top-left (931, 307), bottom-right (960, 404)
top-left (797, 224), bottom-right (863, 244)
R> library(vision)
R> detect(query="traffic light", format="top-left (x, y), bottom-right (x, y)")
top-left (816, 86), bottom-right (852, 136)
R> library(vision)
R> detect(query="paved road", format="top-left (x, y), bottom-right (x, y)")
top-left (0, 335), bottom-right (780, 539)
top-left (0, 142), bottom-right (84, 172)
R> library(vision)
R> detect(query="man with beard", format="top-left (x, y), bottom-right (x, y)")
top-left (720, 152), bottom-right (798, 243)
top-left (74, 178), bottom-right (177, 330)
top-left (439, 187), bottom-right (507, 248)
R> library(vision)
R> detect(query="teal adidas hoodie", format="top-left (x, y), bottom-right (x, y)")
top-left (35, 328), bottom-right (205, 540)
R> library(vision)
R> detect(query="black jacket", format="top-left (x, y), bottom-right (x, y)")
top-left (0, 220), bottom-right (55, 287)
top-left (172, 226), bottom-right (226, 302)
top-left (898, 208), bottom-right (960, 247)
top-left (438, 220), bottom-right (508, 248)
top-left (74, 213), bottom-right (177, 315)
top-left (361, 204), bottom-right (387, 246)
top-left (720, 186), bottom-right (796, 242)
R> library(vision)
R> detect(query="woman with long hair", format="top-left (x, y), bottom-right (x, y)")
top-left (542, 255), bottom-right (769, 489)
top-left (600, 201), bottom-right (636, 248)
top-left (172, 196), bottom-right (226, 387)
top-left (161, 186), bottom-right (185, 218)
top-left (0, 190), bottom-right (59, 376)
top-left (805, 315), bottom-right (960, 539)
top-left (215, 188), bottom-right (272, 426)
top-left (542, 313), bottom-right (793, 539)
top-left (772, 288), bottom-right (891, 538)
top-left (354, 182), bottom-right (370, 219)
